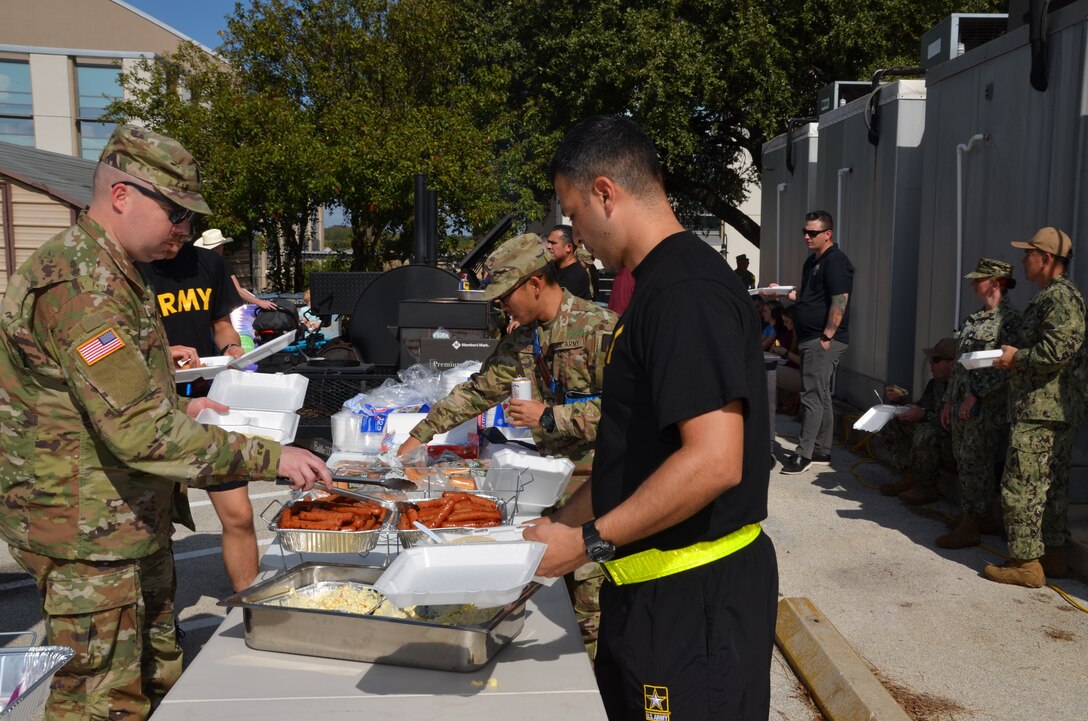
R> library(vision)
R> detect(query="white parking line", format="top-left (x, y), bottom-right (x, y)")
top-left (187, 490), bottom-right (289, 508)
top-left (174, 537), bottom-right (273, 562)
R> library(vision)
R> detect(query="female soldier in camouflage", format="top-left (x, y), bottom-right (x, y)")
top-left (937, 258), bottom-right (1022, 548)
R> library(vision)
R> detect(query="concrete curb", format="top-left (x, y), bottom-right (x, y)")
top-left (775, 597), bottom-right (911, 721)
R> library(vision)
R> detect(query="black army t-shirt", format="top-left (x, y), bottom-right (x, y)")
top-left (139, 244), bottom-right (242, 356)
top-left (794, 244), bottom-right (854, 345)
top-left (554, 260), bottom-right (593, 300)
top-left (591, 231), bottom-right (770, 557)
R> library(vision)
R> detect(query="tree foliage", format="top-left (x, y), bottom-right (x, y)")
top-left (111, 0), bottom-right (1008, 281)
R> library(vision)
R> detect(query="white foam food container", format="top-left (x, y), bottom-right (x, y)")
top-left (749, 285), bottom-right (795, 296)
top-left (479, 449), bottom-right (574, 514)
top-left (373, 541), bottom-right (546, 607)
top-left (853, 404), bottom-right (910, 433)
top-left (194, 408), bottom-right (299, 443)
top-left (228, 330), bottom-right (296, 369)
top-left (197, 370), bottom-right (309, 444)
top-left (175, 355), bottom-right (231, 384)
top-left (383, 412), bottom-right (476, 446)
top-left (959, 349), bottom-right (1002, 370)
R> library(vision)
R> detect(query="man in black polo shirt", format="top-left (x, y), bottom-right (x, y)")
top-left (525, 115), bottom-right (777, 721)
top-left (546, 224), bottom-right (594, 300)
top-left (779, 210), bottom-right (854, 475)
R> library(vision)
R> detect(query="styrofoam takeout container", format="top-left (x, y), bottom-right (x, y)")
top-left (479, 450), bottom-right (573, 514)
top-left (195, 408), bottom-right (299, 443)
top-left (228, 330), bottom-right (296, 369)
top-left (374, 541), bottom-right (546, 607)
top-left (197, 370), bottom-right (308, 444)
top-left (175, 355), bottom-right (231, 384)
top-left (749, 285), bottom-right (795, 296)
top-left (853, 404), bottom-right (910, 433)
top-left (958, 349), bottom-right (1002, 370)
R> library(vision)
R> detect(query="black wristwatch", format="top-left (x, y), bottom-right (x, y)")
top-left (819, 333), bottom-right (832, 343)
top-left (540, 406), bottom-right (556, 431)
top-left (582, 520), bottom-right (616, 563)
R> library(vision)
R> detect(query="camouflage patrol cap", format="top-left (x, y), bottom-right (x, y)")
top-left (964, 257), bottom-right (1017, 288)
top-left (481, 233), bottom-right (550, 301)
top-left (99, 124), bottom-right (211, 215)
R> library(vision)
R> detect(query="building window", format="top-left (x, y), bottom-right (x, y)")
top-left (76, 64), bottom-right (122, 160)
top-left (0, 60), bottom-right (34, 147)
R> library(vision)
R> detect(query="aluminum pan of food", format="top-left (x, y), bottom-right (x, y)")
top-left (395, 492), bottom-right (509, 548)
top-left (265, 493), bottom-right (391, 554)
top-left (219, 562), bottom-right (541, 672)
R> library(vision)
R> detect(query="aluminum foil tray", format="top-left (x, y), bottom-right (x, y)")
top-left (220, 563), bottom-right (540, 672)
top-left (267, 496), bottom-right (389, 554)
top-left (396, 493), bottom-right (509, 549)
top-left (0, 645), bottom-right (74, 721)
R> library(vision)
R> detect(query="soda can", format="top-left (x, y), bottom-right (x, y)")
top-left (511, 377), bottom-right (532, 400)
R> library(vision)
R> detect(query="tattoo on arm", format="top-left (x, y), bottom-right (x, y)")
top-left (825, 293), bottom-right (849, 335)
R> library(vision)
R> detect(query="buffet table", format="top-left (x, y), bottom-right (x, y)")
top-left (152, 540), bottom-right (608, 720)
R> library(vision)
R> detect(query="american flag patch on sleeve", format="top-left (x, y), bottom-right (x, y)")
top-left (77, 328), bottom-right (126, 366)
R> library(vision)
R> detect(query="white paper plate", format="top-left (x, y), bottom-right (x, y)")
top-left (175, 356), bottom-right (231, 384)
top-left (374, 541), bottom-right (545, 607)
top-left (749, 286), bottom-right (795, 296)
top-left (959, 349), bottom-right (1002, 370)
top-left (853, 404), bottom-right (909, 433)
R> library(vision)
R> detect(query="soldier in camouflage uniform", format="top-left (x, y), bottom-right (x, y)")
top-left (876, 338), bottom-right (956, 504)
top-left (986, 228), bottom-right (1085, 587)
top-left (0, 125), bottom-right (330, 721)
top-left (937, 258), bottom-right (1022, 549)
top-left (401, 233), bottom-right (616, 461)
top-left (399, 233), bottom-right (615, 659)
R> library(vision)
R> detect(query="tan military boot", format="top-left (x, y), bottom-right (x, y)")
top-left (983, 558), bottom-right (1045, 588)
top-left (1040, 547), bottom-right (1068, 578)
top-left (936, 515), bottom-right (981, 549)
top-left (879, 473), bottom-right (913, 497)
top-left (898, 484), bottom-right (938, 506)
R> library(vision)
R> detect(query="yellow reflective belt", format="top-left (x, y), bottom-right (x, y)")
top-left (602, 523), bottom-right (762, 586)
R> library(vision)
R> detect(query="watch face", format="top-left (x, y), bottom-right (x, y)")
top-left (587, 540), bottom-right (615, 563)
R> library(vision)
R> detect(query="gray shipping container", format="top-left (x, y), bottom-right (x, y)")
top-left (812, 80), bottom-right (927, 411)
top-left (759, 123), bottom-right (819, 288)
top-left (915, 0), bottom-right (1088, 495)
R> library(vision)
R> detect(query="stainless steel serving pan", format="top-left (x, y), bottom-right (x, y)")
top-left (220, 563), bottom-right (540, 672)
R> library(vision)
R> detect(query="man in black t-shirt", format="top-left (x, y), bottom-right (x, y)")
top-left (525, 116), bottom-right (777, 721)
top-left (777, 210), bottom-right (854, 475)
top-left (545, 224), bottom-right (593, 300)
top-left (139, 242), bottom-right (260, 593)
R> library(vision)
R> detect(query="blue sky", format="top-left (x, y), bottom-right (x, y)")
top-left (122, 1), bottom-right (349, 226)
top-left (123, 0), bottom-right (235, 51)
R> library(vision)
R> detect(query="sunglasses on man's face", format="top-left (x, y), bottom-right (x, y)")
top-left (802, 228), bottom-right (828, 238)
top-left (929, 356), bottom-right (950, 363)
top-left (113, 181), bottom-right (195, 226)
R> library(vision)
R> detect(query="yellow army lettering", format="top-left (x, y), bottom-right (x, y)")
top-left (643, 684), bottom-right (669, 720)
top-left (156, 288), bottom-right (213, 316)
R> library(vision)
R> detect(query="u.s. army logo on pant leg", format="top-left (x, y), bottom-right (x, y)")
top-left (644, 684), bottom-right (670, 720)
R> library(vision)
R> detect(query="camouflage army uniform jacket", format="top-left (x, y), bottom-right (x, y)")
top-left (411, 292), bottom-right (616, 460)
top-left (0, 213), bottom-right (280, 562)
top-left (914, 377), bottom-right (950, 427)
top-left (1008, 275), bottom-right (1086, 423)
top-left (945, 298), bottom-right (1022, 407)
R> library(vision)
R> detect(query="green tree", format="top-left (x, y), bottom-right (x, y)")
top-left (221, 0), bottom-right (537, 270)
top-left (469, 0), bottom-right (1006, 245)
top-left (108, 42), bottom-right (325, 290)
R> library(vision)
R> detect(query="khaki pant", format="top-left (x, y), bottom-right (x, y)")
top-left (11, 545), bottom-right (181, 721)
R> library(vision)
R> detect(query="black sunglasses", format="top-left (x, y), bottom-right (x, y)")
top-left (802, 228), bottom-right (828, 238)
top-left (929, 356), bottom-right (950, 363)
top-left (113, 181), bottom-right (195, 226)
